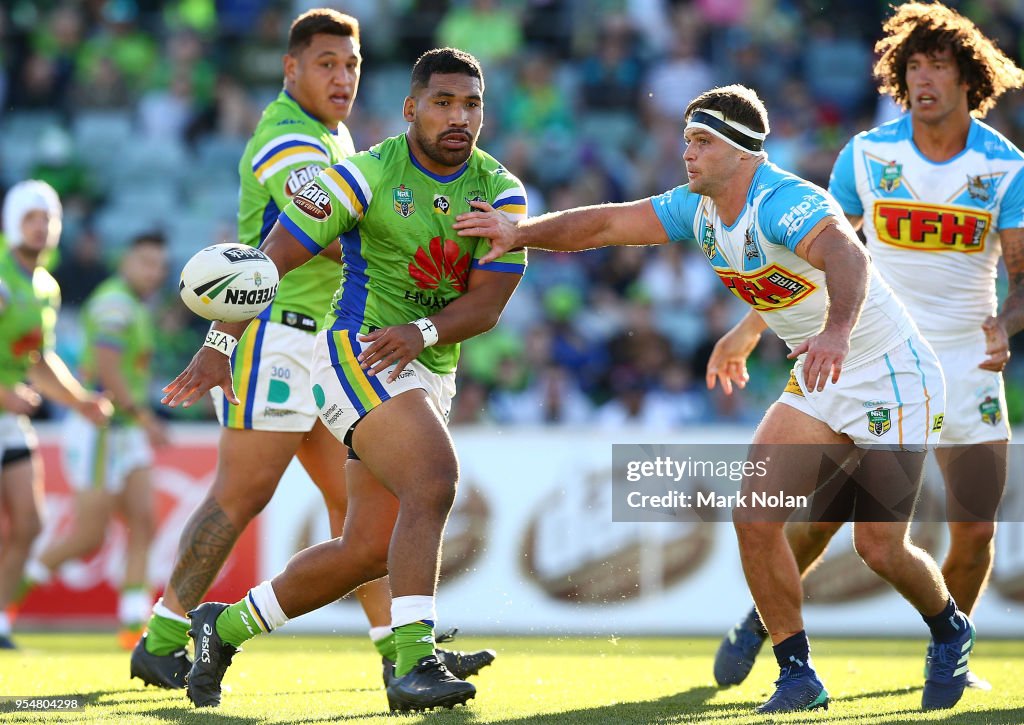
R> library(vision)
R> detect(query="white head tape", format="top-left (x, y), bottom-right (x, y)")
top-left (685, 109), bottom-right (767, 155)
top-left (2, 180), bottom-right (63, 249)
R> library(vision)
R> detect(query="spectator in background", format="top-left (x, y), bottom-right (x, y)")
top-left (579, 15), bottom-right (648, 114)
top-left (642, 22), bottom-right (714, 131)
top-left (437, 0), bottom-right (523, 66)
top-left (78, 0), bottom-right (158, 95)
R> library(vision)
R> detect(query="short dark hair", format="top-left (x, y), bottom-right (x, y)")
top-left (684, 84), bottom-right (770, 135)
top-left (130, 231), bottom-right (166, 249)
top-left (410, 47), bottom-right (484, 93)
top-left (874, 1), bottom-right (1023, 117)
top-left (288, 9), bottom-right (359, 54)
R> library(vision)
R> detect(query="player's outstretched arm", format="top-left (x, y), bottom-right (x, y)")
top-left (981, 228), bottom-right (1024, 371)
top-left (29, 351), bottom-right (113, 425)
top-left (358, 267), bottom-right (522, 382)
top-left (453, 198), bottom-right (670, 264)
top-left (788, 218), bottom-right (868, 391)
top-left (706, 311), bottom-right (768, 395)
top-left (162, 225), bottom-right (315, 408)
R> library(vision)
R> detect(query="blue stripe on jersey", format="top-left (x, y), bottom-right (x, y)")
top-left (408, 148), bottom-right (468, 183)
top-left (495, 195), bottom-right (527, 208)
top-left (327, 331), bottom-right (366, 416)
top-left (333, 163), bottom-right (369, 212)
top-left (334, 227), bottom-right (369, 326)
top-left (252, 139), bottom-right (326, 171)
top-left (260, 198), bottom-right (280, 243)
top-left (883, 351), bottom-right (904, 414)
top-left (348, 329), bottom-right (392, 403)
top-left (279, 213), bottom-right (323, 256)
top-left (244, 321), bottom-right (268, 429)
top-left (470, 259), bottom-right (525, 274)
top-left (222, 345), bottom-right (238, 425)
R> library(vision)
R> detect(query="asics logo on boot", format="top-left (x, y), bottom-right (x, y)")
top-left (201, 623), bottom-right (213, 663)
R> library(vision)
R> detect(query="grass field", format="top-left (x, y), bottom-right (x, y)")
top-left (1, 633), bottom-right (1022, 724)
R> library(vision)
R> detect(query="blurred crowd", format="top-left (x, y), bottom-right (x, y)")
top-left (3, 0), bottom-right (1024, 427)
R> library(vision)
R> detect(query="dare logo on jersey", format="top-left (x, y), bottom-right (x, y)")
top-left (716, 264), bottom-right (817, 311)
top-left (293, 182), bottom-right (332, 221)
top-left (284, 165), bottom-right (321, 197)
top-left (873, 201), bottom-right (989, 253)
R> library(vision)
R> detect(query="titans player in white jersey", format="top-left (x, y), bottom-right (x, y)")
top-left (709, 2), bottom-right (1024, 699)
top-left (455, 84), bottom-right (976, 713)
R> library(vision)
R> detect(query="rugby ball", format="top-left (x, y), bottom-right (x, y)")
top-left (179, 243), bottom-right (279, 322)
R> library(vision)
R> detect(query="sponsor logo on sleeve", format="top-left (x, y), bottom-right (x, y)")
top-left (778, 194), bottom-right (832, 234)
top-left (293, 182), bottom-right (332, 221)
top-left (872, 200), bottom-right (989, 252)
top-left (284, 165), bottom-right (321, 197)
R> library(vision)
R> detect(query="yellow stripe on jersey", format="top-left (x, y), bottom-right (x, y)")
top-left (322, 167), bottom-right (366, 218)
top-left (337, 333), bottom-right (383, 409)
top-left (254, 147), bottom-right (329, 183)
top-left (227, 320), bottom-right (263, 428)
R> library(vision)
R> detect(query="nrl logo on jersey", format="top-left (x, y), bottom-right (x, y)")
top-left (879, 161), bottom-right (902, 192)
top-left (284, 165), bottom-right (321, 197)
top-left (979, 396), bottom-right (1002, 425)
top-left (701, 225), bottom-right (716, 260)
top-left (393, 185), bottom-right (415, 217)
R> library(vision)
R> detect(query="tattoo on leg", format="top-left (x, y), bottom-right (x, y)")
top-left (169, 498), bottom-right (239, 610)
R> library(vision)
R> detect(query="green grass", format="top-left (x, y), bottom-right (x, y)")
top-left (1, 633), bottom-right (1022, 723)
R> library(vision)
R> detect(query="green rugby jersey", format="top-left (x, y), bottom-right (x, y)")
top-left (280, 133), bottom-right (528, 375)
top-left (78, 277), bottom-right (154, 424)
top-left (0, 251), bottom-right (60, 387)
top-left (238, 90), bottom-right (356, 331)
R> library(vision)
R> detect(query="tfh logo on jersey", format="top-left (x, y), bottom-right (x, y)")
top-left (873, 201), bottom-right (990, 253)
top-left (433, 195), bottom-right (451, 215)
top-left (716, 264), bottom-right (817, 311)
top-left (393, 185), bottom-right (415, 217)
top-left (293, 182), bottom-right (332, 221)
top-left (284, 165), bottom-right (321, 197)
top-left (880, 161), bottom-right (903, 192)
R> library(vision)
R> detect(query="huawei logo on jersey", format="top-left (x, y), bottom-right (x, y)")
top-left (716, 264), bottom-right (817, 311)
top-left (409, 237), bottom-right (471, 293)
top-left (873, 201), bottom-right (989, 253)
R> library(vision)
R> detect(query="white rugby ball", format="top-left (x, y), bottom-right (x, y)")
top-left (179, 243), bottom-right (279, 322)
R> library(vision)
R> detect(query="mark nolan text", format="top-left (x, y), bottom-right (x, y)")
top-left (627, 490), bottom-right (808, 509)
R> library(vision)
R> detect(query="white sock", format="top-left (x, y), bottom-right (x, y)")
top-left (24, 558), bottom-right (51, 584)
top-left (247, 580), bottom-right (289, 632)
top-left (390, 595), bottom-right (436, 629)
top-left (0, 612), bottom-right (10, 635)
top-left (369, 625), bottom-right (393, 644)
top-left (152, 598), bottom-right (190, 625)
top-left (119, 588), bottom-right (152, 626)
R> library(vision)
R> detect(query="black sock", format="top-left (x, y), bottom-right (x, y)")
top-left (773, 630), bottom-right (812, 673)
top-left (922, 597), bottom-right (965, 644)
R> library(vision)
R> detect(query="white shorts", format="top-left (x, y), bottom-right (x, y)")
top-left (310, 328), bottom-right (456, 444)
top-left (0, 412), bottom-right (37, 463)
top-left (927, 335), bottom-right (1009, 445)
top-left (779, 335), bottom-right (946, 449)
top-left (61, 412), bottom-right (153, 492)
top-left (210, 319), bottom-right (319, 432)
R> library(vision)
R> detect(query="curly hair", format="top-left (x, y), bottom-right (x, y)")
top-left (873, 1), bottom-right (1023, 117)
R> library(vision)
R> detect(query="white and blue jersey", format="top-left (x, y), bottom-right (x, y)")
top-left (830, 115), bottom-right (1024, 345)
top-left (651, 161), bottom-right (914, 369)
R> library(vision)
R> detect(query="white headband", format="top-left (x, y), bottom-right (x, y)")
top-left (685, 109), bottom-right (767, 154)
top-left (2, 180), bottom-right (63, 249)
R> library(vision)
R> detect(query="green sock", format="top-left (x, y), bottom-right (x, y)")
top-left (144, 613), bottom-right (190, 656)
top-left (215, 598), bottom-right (263, 648)
top-left (394, 622), bottom-right (434, 677)
top-left (373, 632), bottom-right (397, 661)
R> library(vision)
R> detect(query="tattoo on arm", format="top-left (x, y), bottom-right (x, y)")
top-left (1000, 231), bottom-right (1024, 337)
top-left (169, 497), bottom-right (239, 611)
